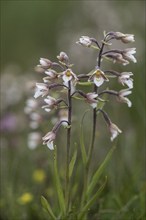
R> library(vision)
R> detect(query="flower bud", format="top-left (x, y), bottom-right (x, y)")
top-left (76, 36), bottom-right (92, 47)
top-left (39, 58), bottom-right (52, 68)
top-left (57, 52), bottom-right (69, 63)
top-left (108, 32), bottom-right (135, 43)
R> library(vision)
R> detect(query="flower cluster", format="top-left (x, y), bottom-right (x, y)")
top-left (33, 31), bottom-right (136, 149)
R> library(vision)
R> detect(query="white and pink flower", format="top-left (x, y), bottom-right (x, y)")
top-left (77, 36), bottom-right (92, 47)
top-left (62, 69), bottom-right (78, 84)
top-left (39, 58), bottom-right (52, 68)
top-left (88, 68), bottom-right (109, 87)
top-left (42, 131), bottom-right (56, 150)
top-left (111, 32), bottom-right (135, 43)
top-left (122, 48), bottom-right (137, 63)
top-left (42, 96), bottom-right (58, 112)
top-left (86, 93), bottom-right (98, 108)
top-left (118, 72), bottom-right (133, 89)
top-left (34, 83), bottom-right (49, 99)
top-left (118, 89), bottom-right (132, 107)
top-left (109, 123), bottom-right (122, 141)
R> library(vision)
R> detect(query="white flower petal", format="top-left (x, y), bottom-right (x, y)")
top-left (110, 130), bottom-right (118, 141)
top-left (90, 103), bottom-right (97, 109)
top-left (125, 79), bottom-right (133, 89)
top-left (45, 108), bottom-right (51, 112)
top-left (34, 90), bottom-right (42, 99)
top-left (36, 83), bottom-right (47, 89)
top-left (124, 97), bottom-right (132, 107)
top-left (44, 96), bottom-right (55, 105)
top-left (94, 76), bottom-right (104, 87)
top-left (47, 141), bottom-right (54, 150)
top-left (62, 74), bottom-right (72, 83)
top-left (110, 123), bottom-right (122, 141)
top-left (87, 93), bottom-right (98, 99)
top-left (121, 89), bottom-right (132, 96)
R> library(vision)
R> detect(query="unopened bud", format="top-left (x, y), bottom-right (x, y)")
top-left (57, 52), bottom-right (69, 63)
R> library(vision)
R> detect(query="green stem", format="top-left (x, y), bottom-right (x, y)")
top-left (81, 41), bottom-right (105, 209)
top-left (65, 80), bottom-right (72, 214)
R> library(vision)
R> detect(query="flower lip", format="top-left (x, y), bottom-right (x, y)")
top-left (88, 68), bottom-right (109, 87)
top-left (62, 69), bottom-right (78, 83)
top-left (109, 122), bottom-right (122, 141)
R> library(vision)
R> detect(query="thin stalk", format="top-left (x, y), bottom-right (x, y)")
top-left (65, 80), bottom-right (72, 213)
top-left (81, 40), bottom-right (105, 208)
top-left (87, 41), bottom-right (104, 171)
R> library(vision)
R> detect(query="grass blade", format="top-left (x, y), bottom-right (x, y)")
top-left (80, 110), bottom-right (90, 165)
top-left (41, 196), bottom-right (56, 220)
top-left (87, 145), bottom-right (116, 196)
top-left (78, 177), bottom-right (107, 220)
top-left (69, 148), bottom-right (77, 178)
top-left (54, 147), bottom-right (66, 215)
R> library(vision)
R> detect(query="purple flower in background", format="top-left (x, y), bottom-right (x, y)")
top-left (0, 113), bottom-right (17, 132)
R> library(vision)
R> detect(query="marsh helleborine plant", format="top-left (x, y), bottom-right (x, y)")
top-left (28, 31), bottom-right (136, 218)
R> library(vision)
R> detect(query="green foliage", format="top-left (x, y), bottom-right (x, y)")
top-left (41, 196), bottom-right (56, 220)
top-left (78, 177), bottom-right (107, 220)
top-left (69, 148), bottom-right (77, 178)
top-left (53, 148), bottom-right (66, 216)
top-left (87, 145), bottom-right (116, 197)
top-left (80, 110), bottom-right (89, 165)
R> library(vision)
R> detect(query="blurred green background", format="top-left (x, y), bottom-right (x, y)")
top-left (0, 1), bottom-right (145, 220)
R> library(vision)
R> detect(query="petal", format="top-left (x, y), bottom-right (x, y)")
top-left (47, 141), bottom-right (54, 150)
top-left (125, 79), bottom-right (133, 89)
top-left (87, 93), bottom-right (98, 99)
top-left (94, 76), bottom-right (104, 87)
top-left (121, 89), bottom-right (132, 96)
top-left (90, 103), bottom-right (97, 109)
top-left (62, 74), bottom-right (72, 83)
top-left (110, 130), bottom-right (118, 141)
top-left (44, 108), bottom-right (51, 112)
top-left (44, 97), bottom-right (55, 105)
top-left (34, 90), bottom-right (42, 99)
top-left (36, 83), bottom-right (47, 89)
top-left (124, 97), bottom-right (132, 107)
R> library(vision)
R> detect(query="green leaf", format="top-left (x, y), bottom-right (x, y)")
top-left (78, 177), bottom-right (107, 220)
top-left (54, 148), bottom-right (66, 215)
top-left (69, 148), bottom-right (77, 178)
top-left (41, 196), bottom-right (56, 220)
top-left (77, 82), bottom-right (92, 86)
top-left (87, 145), bottom-right (116, 196)
top-left (80, 110), bottom-right (90, 165)
top-left (72, 96), bottom-right (84, 101)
